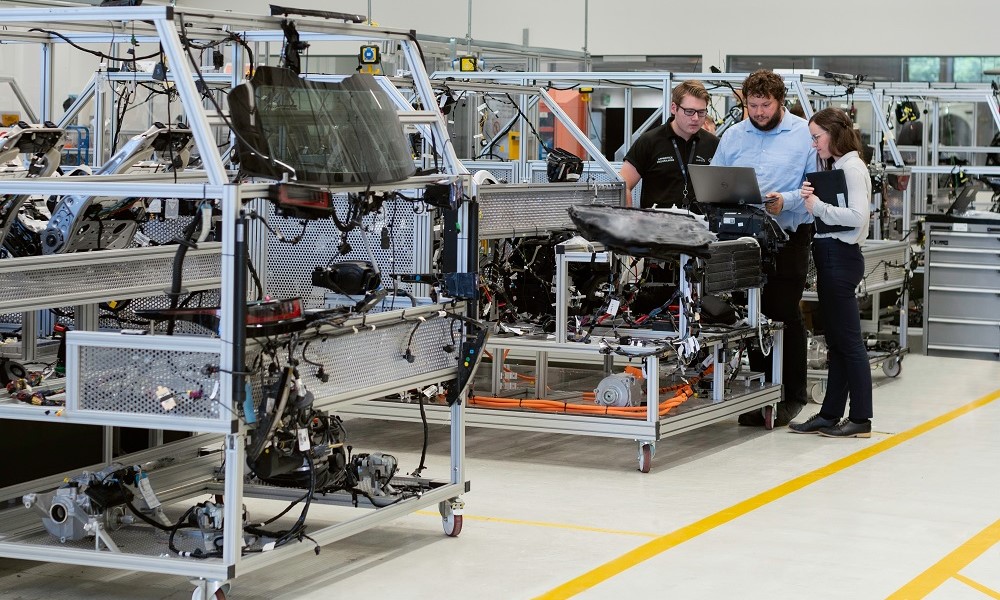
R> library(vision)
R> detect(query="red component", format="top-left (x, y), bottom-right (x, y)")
top-left (269, 183), bottom-right (333, 218)
top-left (246, 298), bottom-right (304, 326)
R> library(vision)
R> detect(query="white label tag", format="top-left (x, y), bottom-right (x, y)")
top-left (262, 541), bottom-right (276, 552)
top-left (607, 299), bottom-right (620, 316)
top-left (165, 198), bottom-right (179, 219)
top-left (952, 222), bottom-right (968, 232)
top-left (156, 385), bottom-right (176, 410)
top-left (137, 476), bottom-right (162, 509)
top-left (836, 192), bottom-right (847, 207)
top-left (296, 428), bottom-right (310, 452)
top-left (132, 230), bottom-right (151, 247)
top-left (147, 198), bottom-right (162, 213)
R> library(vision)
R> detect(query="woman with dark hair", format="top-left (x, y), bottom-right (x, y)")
top-left (790, 107), bottom-right (873, 438)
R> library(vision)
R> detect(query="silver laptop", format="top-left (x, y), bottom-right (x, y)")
top-left (689, 164), bottom-right (766, 206)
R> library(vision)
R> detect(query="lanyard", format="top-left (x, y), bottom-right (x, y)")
top-left (671, 137), bottom-right (698, 203)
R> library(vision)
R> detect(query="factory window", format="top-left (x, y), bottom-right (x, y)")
top-left (729, 55), bottom-right (1000, 84)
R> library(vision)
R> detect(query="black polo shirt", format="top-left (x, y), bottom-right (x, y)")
top-left (623, 118), bottom-right (720, 210)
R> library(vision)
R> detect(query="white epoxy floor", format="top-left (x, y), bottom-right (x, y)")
top-left (1, 350), bottom-right (999, 600)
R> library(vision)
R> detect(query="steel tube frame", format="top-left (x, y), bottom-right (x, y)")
top-left (0, 5), bottom-right (472, 595)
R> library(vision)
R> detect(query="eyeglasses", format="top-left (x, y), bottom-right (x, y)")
top-left (677, 106), bottom-right (709, 118)
top-left (810, 132), bottom-right (827, 142)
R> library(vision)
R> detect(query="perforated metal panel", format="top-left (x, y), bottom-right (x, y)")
top-left (477, 182), bottom-right (625, 239)
top-left (0, 244), bottom-right (221, 312)
top-left (251, 198), bottom-right (427, 309)
top-left (66, 332), bottom-right (228, 430)
top-left (462, 160), bottom-right (519, 184)
top-left (526, 160), bottom-right (625, 184)
top-left (141, 215), bottom-right (201, 245)
top-left (805, 239), bottom-right (909, 297)
top-left (286, 316), bottom-right (457, 406)
top-left (861, 240), bottom-right (908, 287)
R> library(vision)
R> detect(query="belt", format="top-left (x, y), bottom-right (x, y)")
top-left (784, 223), bottom-right (813, 235)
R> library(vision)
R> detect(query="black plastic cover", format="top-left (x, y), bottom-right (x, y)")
top-left (567, 205), bottom-right (716, 259)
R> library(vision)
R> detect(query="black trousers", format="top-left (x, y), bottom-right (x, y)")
top-left (813, 237), bottom-right (873, 421)
top-left (749, 224), bottom-right (812, 405)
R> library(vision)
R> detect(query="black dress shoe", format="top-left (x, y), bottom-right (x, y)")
top-left (818, 419), bottom-right (872, 438)
top-left (789, 413), bottom-right (839, 434)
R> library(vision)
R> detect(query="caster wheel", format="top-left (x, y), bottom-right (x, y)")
top-left (810, 381), bottom-right (826, 404)
top-left (763, 405), bottom-right (775, 430)
top-left (191, 583), bottom-right (229, 600)
top-left (638, 443), bottom-right (653, 473)
top-left (882, 356), bottom-right (902, 378)
top-left (443, 513), bottom-right (463, 537)
top-left (439, 499), bottom-right (464, 537)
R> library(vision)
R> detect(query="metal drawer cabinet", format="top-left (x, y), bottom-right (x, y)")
top-left (923, 222), bottom-right (1000, 358)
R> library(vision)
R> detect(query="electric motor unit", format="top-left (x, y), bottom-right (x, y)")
top-left (594, 373), bottom-right (644, 407)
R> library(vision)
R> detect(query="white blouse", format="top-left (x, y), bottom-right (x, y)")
top-left (811, 151), bottom-right (871, 246)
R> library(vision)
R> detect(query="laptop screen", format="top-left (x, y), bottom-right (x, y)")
top-left (945, 185), bottom-right (977, 216)
top-left (689, 165), bottom-right (765, 206)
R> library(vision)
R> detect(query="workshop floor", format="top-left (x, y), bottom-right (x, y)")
top-left (2, 348), bottom-right (999, 600)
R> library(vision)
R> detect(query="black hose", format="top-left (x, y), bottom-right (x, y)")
top-left (166, 211), bottom-right (204, 335)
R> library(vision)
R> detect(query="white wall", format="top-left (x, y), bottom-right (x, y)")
top-left (5, 1), bottom-right (1000, 120)
top-left (185, 0), bottom-right (1000, 65)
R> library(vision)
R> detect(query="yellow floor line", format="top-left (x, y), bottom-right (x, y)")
top-left (414, 510), bottom-right (657, 538)
top-left (887, 518), bottom-right (1000, 599)
top-left (953, 574), bottom-right (1000, 600)
top-left (536, 388), bottom-right (1000, 600)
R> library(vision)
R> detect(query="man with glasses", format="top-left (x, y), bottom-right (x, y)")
top-left (711, 69), bottom-right (817, 427)
top-left (621, 80), bottom-right (719, 210)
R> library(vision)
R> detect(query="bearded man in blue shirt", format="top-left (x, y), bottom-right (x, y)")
top-left (711, 69), bottom-right (817, 427)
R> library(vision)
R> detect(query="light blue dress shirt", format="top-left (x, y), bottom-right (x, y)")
top-left (712, 109), bottom-right (817, 232)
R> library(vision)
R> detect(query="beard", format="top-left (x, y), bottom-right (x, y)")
top-left (750, 108), bottom-right (783, 131)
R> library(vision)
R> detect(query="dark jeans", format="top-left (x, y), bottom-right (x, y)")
top-left (813, 237), bottom-right (873, 421)
top-left (749, 224), bottom-right (812, 406)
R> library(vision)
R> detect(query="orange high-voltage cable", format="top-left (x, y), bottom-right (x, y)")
top-left (469, 367), bottom-right (711, 418)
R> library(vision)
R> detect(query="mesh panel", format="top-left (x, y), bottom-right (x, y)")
top-left (106, 291), bottom-right (223, 336)
top-left (526, 160), bottom-right (624, 184)
top-left (462, 161), bottom-right (519, 184)
top-left (254, 198), bottom-right (423, 309)
top-left (278, 317), bottom-right (456, 403)
top-left (73, 343), bottom-right (223, 421)
top-left (0, 248), bottom-right (219, 309)
top-left (806, 240), bottom-right (908, 292)
top-left (141, 216), bottom-right (200, 245)
top-left (861, 240), bottom-right (908, 285)
top-left (477, 183), bottom-right (624, 239)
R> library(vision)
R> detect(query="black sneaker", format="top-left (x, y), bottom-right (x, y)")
top-left (789, 413), bottom-right (839, 434)
top-left (817, 419), bottom-right (872, 438)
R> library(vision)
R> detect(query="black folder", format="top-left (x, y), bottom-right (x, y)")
top-left (805, 169), bottom-right (853, 234)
